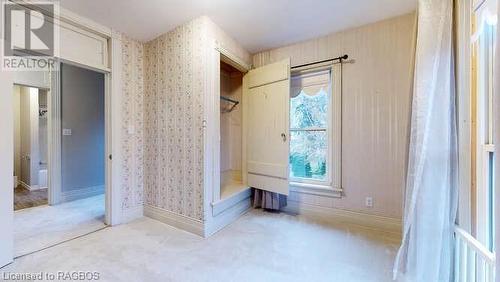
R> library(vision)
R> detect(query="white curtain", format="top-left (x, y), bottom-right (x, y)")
top-left (393, 0), bottom-right (458, 281)
top-left (494, 1), bottom-right (500, 281)
top-left (290, 70), bottom-right (330, 98)
top-left (472, 0), bottom-right (498, 42)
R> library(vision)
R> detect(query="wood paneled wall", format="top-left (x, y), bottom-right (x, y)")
top-left (253, 13), bottom-right (416, 219)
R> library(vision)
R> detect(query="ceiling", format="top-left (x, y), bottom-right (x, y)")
top-left (60, 0), bottom-right (416, 53)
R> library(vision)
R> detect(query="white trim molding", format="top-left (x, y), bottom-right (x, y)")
top-left (144, 205), bottom-right (205, 237)
top-left (18, 180), bottom-right (43, 191)
top-left (145, 197), bottom-right (252, 238)
top-left (289, 182), bottom-right (342, 198)
top-left (107, 29), bottom-right (123, 226)
top-left (211, 187), bottom-right (252, 216)
top-left (215, 42), bottom-right (252, 72)
top-left (205, 198), bottom-right (252, 237)
top-left (60, 185), bottom-right (105, 203)
top-left (456, 0), bottom-right (473, 233)
top-left (283, 201), bottom-right (402, 235)
top-left (288, 63), bottom-right (343, 194)
top-left (48, 61), bottom-right (61, 206)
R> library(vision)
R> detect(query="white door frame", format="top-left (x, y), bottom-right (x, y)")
top-left (204, 42), bottom-right (251, 215)
top-left (50, 58), bottom-right (114, 224)
top-left (0, 29), bottom-right (123, 271)
top-left (48, 62), bottom-right (61, 206)
top-left (54, 28), bottom-right (123, 225)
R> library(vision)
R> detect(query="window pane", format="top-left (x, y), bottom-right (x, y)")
top-left (290, 89), bottom-right (328, 129)
top-left (289, 130), bottom-right (327, 180)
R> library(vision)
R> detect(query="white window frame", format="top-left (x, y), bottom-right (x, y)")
top-left (288, 63), bottom-right (342, 194)
top-left (475, 18), bottom-right (496, 251)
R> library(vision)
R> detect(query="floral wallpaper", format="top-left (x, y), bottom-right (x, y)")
top-left (120, 17), bottom-right (251, 223)
top-left (121, 34), bottom-right (145, 210)
top-left (143, 18), bottom-right (206, 221)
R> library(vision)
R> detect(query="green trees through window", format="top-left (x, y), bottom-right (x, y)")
top-left (289, 88), bottom-right (328, 181)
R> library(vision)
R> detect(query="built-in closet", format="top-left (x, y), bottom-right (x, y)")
top-left (219, 61), bottom-right (246, 200)
top-left (207, 55), bottom-right (290, 231)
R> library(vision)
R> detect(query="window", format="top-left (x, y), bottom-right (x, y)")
top-left (475, 18), bottom-right (496, 252)
top-left (289, 66), bottom-right (341, 190)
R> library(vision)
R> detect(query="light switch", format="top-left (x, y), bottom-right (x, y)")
top-left (62, 128), bottom-right (72, 136)
top-left (365, 197), bottom-right (373, 208)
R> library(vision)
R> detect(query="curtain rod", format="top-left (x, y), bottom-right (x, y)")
top-left (291, 54), bottom-right (349, 69)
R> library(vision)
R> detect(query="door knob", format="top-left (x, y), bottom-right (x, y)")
top-left (281, 133), bottom-right (287, 142)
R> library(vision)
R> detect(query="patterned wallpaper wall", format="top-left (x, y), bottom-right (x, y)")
top-left (143, 18), bottom-right (207, 221)
top-left (121, 34), bottom-right (145, 211)
top-left (120, 17), bottom-right (251, 223)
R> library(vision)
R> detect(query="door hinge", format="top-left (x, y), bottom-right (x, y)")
top-left (109, 154), bottom-right (112, 160)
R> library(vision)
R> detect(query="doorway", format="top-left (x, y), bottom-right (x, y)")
top-left (13, 85), bottom-right (49, 211)
top-left (12, 62), bottom-right (107, 258)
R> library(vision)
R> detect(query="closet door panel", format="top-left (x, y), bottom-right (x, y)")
top-left (245, 59), bottom-right (290, 195)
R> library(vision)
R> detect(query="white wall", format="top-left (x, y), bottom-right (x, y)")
top-left (19, 86), bottom-right (31, 185)
top-left (0, 67), bottom-right (14, 267)
top-left (13, 71), bottom-right (50, 89)
top-left (39, 90), bottom-right (48, 168)
top-left (13, 85), bottom-right (21, 179)
top-left (19, 86), bottom-right (40, 187)
top-left (253, 13), bottom-right (415, 219)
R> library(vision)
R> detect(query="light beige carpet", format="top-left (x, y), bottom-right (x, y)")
top-left (13, 194), bottom-right (105, 257)
top-left (4, 209), bottom-right (399, 282)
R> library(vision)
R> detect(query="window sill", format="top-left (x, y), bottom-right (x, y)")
top-left (289, 182), bottom-right (343, 198)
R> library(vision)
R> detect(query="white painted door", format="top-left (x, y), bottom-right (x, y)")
top-left (0, 70), bottom-right (14, 267)
top-left (244, 59), bottom-right (290, 195)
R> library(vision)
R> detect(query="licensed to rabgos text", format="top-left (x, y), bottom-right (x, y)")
top-left (1, 271), bottom-right (100, 281)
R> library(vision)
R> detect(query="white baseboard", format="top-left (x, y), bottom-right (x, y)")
top-left (144, 195), bottom-right (251, 238)
top-left (61, 185), bottom-right (104, 202)
top-left (144, 205), bottom-right (205, 237)
top-left (18, 180), bottom-right (42, 191)
top-left (144, 199), bottom-right (397, 238)
top-left (212, 187), bottom-right (251, 216)
top-left (283, 201), bottom-right (402, 235)
top-left (122, 205), bottom-right (144, 223)
top-left (205, 197), bottom-right (251, 237)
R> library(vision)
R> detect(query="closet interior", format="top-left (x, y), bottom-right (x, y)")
top-left (219, 60), bottom-right (247, 200)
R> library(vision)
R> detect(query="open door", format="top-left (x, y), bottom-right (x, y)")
top-left (244, 59), bottom-right (290, 195)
